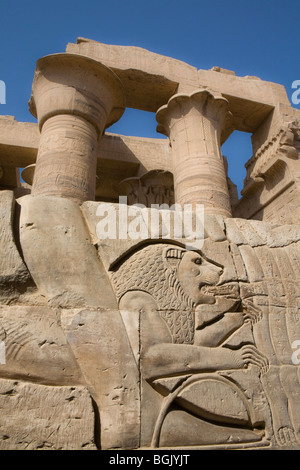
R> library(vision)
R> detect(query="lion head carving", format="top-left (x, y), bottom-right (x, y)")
top-left (109, 243), bottom-right (224, 344)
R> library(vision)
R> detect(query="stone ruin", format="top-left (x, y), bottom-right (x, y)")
top-left (0, 37), bottom-right (300, 450)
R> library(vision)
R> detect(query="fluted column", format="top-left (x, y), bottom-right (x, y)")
top-left (156, 89), bottom-right (232, 217)
top-left (29, 53), bottom-right (125, 203)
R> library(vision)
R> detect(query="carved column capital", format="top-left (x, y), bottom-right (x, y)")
top-left (29, 53), bottom-right (125, 134)
top-left (156, 89), bottom-right (231, 141)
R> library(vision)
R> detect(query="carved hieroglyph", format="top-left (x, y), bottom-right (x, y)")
top-left (0, 40), bottom-right (300, 450)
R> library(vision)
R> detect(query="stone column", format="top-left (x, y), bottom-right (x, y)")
top-left (156, 89), bottom-right (232, 217)
top-left (29, 53), bottom-right (125, 203)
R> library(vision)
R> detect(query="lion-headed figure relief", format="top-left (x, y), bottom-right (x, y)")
top-left (109, 242), bottom-right (269, 448)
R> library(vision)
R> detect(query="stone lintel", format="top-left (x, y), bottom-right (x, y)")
top-left (66, 38), bottom-right (195, 112)
top-left (66, 38), bottom-right (291, 133)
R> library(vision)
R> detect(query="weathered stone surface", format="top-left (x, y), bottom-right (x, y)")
top-left (233, 121), bottom-right (300, 224)
top-left (0, 306), bottom-right (84, 385)
top-left (66, 38), bottom-right (290, 133)
top-left (66, 38), bottom-right (197, 112)
top-left (0, 191), bottom-right (29, 284)
top-left (0, 191), bottom-right (36, 304)
top-left (0, 378), bottom-right (96, 450)
top-left (19, 195), bottom-right (117, 308)
top-left (61, 308), bottom-right (140, 450)
top-left (81, 201), bottom-right (208, 269)
top-left (0, 116), bottom-right (38, 169)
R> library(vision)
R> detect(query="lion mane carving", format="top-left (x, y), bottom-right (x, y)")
top-left (110, 243), bottom-right (223, 344)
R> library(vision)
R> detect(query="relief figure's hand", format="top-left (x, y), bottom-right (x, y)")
top-left (237, 344), bottom-right (269, 374)
top-left (242, 299), bottom-right (263, 324)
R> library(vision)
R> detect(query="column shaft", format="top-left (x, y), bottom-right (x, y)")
top-left (156, 89), bottom-right (232, 217)
top-left (32, 115), bottom-right (98, 202)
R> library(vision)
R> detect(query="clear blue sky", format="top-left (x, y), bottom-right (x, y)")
top-left (1, 0), bottom-right (299, 194)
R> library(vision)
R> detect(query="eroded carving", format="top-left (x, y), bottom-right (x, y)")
top-left (119, 170), bottom-right (174, 207)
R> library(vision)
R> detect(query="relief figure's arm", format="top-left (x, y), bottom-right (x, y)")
top-left (194, 299), bottom-right (263, 347)
top-left (194, 311), bottom-right (244, 347)
top-left (123, 292), bottom-right (268, 382)
top-left (140, 304), bottom-right (252, 381)
top-left (141, 342), bottom-right (244, 381)
top-left (142, 341), bottom-right (269, 381)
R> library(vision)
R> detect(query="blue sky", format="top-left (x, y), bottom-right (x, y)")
top-left (0, 0), bottom-right (299, 194)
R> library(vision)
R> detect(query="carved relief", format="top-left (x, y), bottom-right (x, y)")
top-left (0, 193), bottom-right (299, 449)
top-left (226, 218), bottom-right (300, 447)
top-left (245, 121), bottom-right (300, 184)
top-left (234, 121), bottom-right (300, 223)
top-left (118, 170), bottom-right (174, 207)
top-left (110, 242), bottom-right (271, 448)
